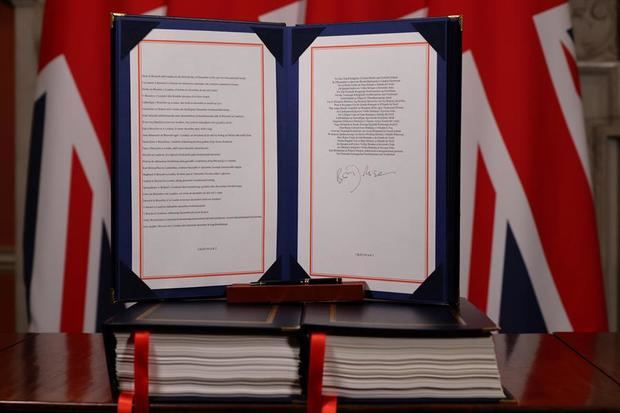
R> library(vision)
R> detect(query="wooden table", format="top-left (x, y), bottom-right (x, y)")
top-left (556, 332), bottom-right (620, 386)
top-left (0, 333), bottom-right (618, 412)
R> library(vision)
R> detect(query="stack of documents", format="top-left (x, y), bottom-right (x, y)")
top-left (303, 299), bottom-right (505, 400)
top-left (114, 333), bottom-right (301, 397)
top-left (322, 335), bottom-right (504, 399)
top-left (105, 299), bottom-right (505, 401)
top-left (104, 301), bottom-right (303, 400)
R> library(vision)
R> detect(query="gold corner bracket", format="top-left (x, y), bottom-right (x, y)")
top-left (448, 15), bottom-right (463, 32)
top-left (111, 12), bottom-right (125, 28)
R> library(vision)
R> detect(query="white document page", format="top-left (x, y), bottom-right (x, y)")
top-left (129, 29), bottom-right (278, 289)
top-left (297, 33), bottom-right (436, 294)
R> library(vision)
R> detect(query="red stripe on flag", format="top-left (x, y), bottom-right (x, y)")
top-left (167, 0), bottom-right (298, 21)
top-left (561, 43), bottom-right (581, 97)
top-left (60, 151), bottom-right (93, 333)
top-left (305, 0), bottom-right (427, 23)
top-left (468, 150), bottom-right (496, 312)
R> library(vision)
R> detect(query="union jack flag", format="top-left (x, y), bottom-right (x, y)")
top-left (425, 0), bottom-right (607, 332)
top-left (24, 0), bottom-right (168, 332)
top-left (24, 0), bottom-right (607, 332)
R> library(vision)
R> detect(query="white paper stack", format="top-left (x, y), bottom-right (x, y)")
top-left (322, 335), bottom-right (505, 399)
top-left (114, 333), bottom-right (301, 398)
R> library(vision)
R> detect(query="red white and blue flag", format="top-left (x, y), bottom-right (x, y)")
top-left (25, 0), bottom-right (607, 332)
top-left (428, 0), bottom-right (607, 332)
top-left (24, 0), bottom-right (167, 332)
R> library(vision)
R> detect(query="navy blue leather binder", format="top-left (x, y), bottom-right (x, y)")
top-left (301, 298), bottom-right (505, 402)
top-left (303, 297), bottom-right (497, 337)
top-left (105, 300), bottom-right (302, 334)
top-left (111, 15), bottom-right (462, 304)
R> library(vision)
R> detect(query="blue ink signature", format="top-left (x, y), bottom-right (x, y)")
top-left (336, 165), bottom-right (396, 193)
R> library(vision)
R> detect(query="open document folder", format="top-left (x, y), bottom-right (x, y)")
top-left (111, 15), bottom-right (462, 303)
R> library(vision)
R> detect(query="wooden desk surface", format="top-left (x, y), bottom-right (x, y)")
top-left (0, 333), bottom-right (618, 412)
top-left (0, 332), bottom-right (24, 351)
top-left (556, 332), bottom-right (620, 385)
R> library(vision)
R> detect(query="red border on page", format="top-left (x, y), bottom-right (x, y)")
top-left (309, 42), bottom-right (431, 284)
top-left (137, 40), bottom-right (266, 280)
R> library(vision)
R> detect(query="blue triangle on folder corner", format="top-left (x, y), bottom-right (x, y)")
top-left (410, 21), bottom-right (446, 60)
top-left (289, 256), bottom-right (310, 281)
top-left (119, 261), bottom-right (158, 301)
top-left (259, 256), bottom-right (283, 282)
top-left (259, 255), bottom-right (310, 282)
top-left (409, 267), bottom-right (444, 303)
top-left (252, 26), bottom-right (284, 66)
top-left (120, 20), bottom-right (161, 59)
top-left (291, 26), bottom-right (325, 64)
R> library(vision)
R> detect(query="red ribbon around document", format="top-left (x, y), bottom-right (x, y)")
top-left (118, 331), bottom-right (150, 413)
top-left (117, 391), bottom-right (133, 413)
top-left (308, 333), bottom-right (338, 413)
